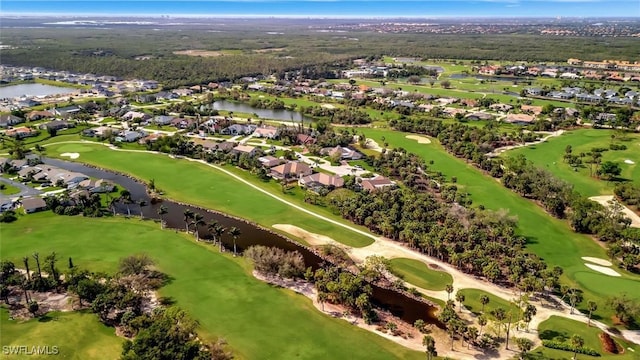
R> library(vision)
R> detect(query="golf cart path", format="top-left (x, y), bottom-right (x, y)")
top-left (486, 130), bottom-right (564, 157)
top-left (41, 141), bottom-right (640, 348)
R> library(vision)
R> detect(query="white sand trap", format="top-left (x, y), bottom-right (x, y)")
top-left (273, 224), bottom-right (339, 246)
top-left (60, 152), bottom-right (80, 159)
top-left (581, 257), bottom-right (613, 266)
top-left (624, 159), bottom-right (635, 164)
top-left (585, 263), bottom-right (621, 277)
top-left (405, 135), bottom-right (432, 144)
top-left (321, 103), bottom-right (336, 109)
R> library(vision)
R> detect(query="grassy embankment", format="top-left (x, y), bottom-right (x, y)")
top-left (388, 258), bottom-right (453, 292)
top-left (1, 213), bottom-right (423, 360)
top-left (361, 128), bottom-right (640, 323)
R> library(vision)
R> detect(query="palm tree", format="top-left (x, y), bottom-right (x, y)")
top-left (423, 335), bottom-right (437, 360)
top-left (183, 209), bottom-right (194, 233)
top-left (480, 294), bottom-right (490, 313)
top-left (466, 327), bottom-right (479, 349)
top-left (191, 213), bottom-right (205, 241)
top-left (215, 225), bottom-right (226, 252)
top-left (229, 227), bottom-right (241, 257)
top-left (493, 308), bottom-right (506, 338)
top-left (570, 334), bottom-right (584, 360)
top-left (22, 256), bottom-right (31, 282)
top-left (32, 252), bottom-right (42, 278)
top-left (455, 291), bottom-right (465, 312)
top-left (157, 205), bottom-right (168, 229)
top-left (587, 301), bottom-right (597, 326)
top-left (478, 315), bottom-right (487, 336)
top-left (445, 284), bottom-right (454, 300)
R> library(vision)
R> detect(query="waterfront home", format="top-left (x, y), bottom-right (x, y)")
top-left (26, 110), bottom-right (54, 121)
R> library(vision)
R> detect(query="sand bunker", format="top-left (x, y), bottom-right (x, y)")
top-left (582, 257), bottom-right (613, 266)
top-left (273, 224), bottom-right (339, 246)
top-left (585, 263), bottom-right (621, 277)
top-left (624, 159), bottom-right (635, 164)
top-left (60, 152), bottom-right (80, 159)
top-left (321, 103), bottom-right (336, 109)
top-left (405, 135), bottom-right (432, 144)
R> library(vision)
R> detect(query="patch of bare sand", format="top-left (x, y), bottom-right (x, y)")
top-left (273, 224), bottom-right (339, 246)
top-left (585, 263), bottom-right (621, 277)
top-left (589, 195), bottom-right (640, 228)
top-left (405, 134), bottom-right (432, 144)
top-left (253, 47), bottom-right (286, 53)
top-left (173, 50), bottom-right (225, 57)
top-left (320, 103), bottom-right (336, 109)
top-left (253, 271), bottom-right (498, 360)
top-left (581, 257), bottom-right (613, 267)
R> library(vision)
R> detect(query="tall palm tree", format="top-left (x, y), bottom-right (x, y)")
top-left (570, 334), bottom-right (584, 360)
top-left (157, 205), bottom-right (168, 229)
top-left (207, 221), bottom-right (219, 243)
top-left (480, 294), bottom-right (490, 313)
top-left (423, 335), bottom-right (437, 360)
top-left (32, 252), bottom-right (42, 279)
top-left (22, 256), bottom-right (31, 282)
top-left (191, 213), bottom-right (205, 241)
top-left (229, 227), bottom-right (241, 257)
top-left (183, 209), bottom-right (194, 233)
top-left (215, 225), bottom-right (226, 252)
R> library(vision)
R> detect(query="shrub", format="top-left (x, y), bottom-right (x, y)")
top-left (244, 245), bottom-right (306, 279)
top-left (541, 340), bottom-right (600, 356)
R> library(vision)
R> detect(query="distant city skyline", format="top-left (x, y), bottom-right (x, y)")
top-left (2, 1), bottom-right (639, 18)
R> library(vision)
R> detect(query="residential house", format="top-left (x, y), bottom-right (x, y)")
top-left (0, 114), bottom-right (24, 128)
top-left (520, 105), bottom-right (543, 116)
top-left (489, 103), bottom-right (514, 113)
top-left (25, 110), bottom-right (54, 121)
top-left (138, 133), bottom-right (164, 144)
top-left (221, 124), bottom-right (256, 136)
top-left (576, 93), bottom-right (602, 103)
top-left (78, 179), bottom-right (115, 193)
top-left (360, 176), bottom-right (395, 192)
top-left (121, 111), bottom-right (150, 121)
top-left (41, 120), bottom-right (75, 132)
top-left (152, 115), bottom-right (176, 126)
top-left (270, 162), bottom-right (312, 181)
top-left (232, 144), bottom-right (258, 157)
top-left (21, 197), bottom-right (47, 214)
top-left (258, 156), bottom-right (284, 168)
top-left (464, 112), bottom-right (493, 121)
top-left (6, 127), bottom-right (37, 139)
top-left (321, 146), bottom-right (363, 160)
top-left (117, 130), bottom-right (144, 143)
top-left (252, 126), bottom-right (279, 139)
top-left (549, 91), bottom-right (573, 100)
top-left (299, 173), bottom-right (344, 189)
top-left (54, 105), bottom-right (82, 117)
top-left (504, 114), bottom-right (536, 125)
top-left (297, 133), bottom-right (316, 146)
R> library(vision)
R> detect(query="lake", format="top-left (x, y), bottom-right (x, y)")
top-left (213, 100), bottom-right (314, 123)
top-left (0, 83), bottom-right (77, 98)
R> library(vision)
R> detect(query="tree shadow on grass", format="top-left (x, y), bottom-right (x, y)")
top-left (539, 329), bottom-right (567, 341)
top-left (37, 314), bottom-right (55, 322)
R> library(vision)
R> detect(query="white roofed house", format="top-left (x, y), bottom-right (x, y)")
top-left (299, 173), bottom-right (344, 190)
top-left (232, 144), bottom-right (259, 157)
top-left (252, 126), bottom-right (280, 139)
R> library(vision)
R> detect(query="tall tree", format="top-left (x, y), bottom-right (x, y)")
top-left (157, 205), bottom-right (168, 229)
top-left (587, 301), bottom-right (598, 327)
top-left (480, 294), bottom-right (490, 313)
top-left (183, 209), bottom-right (194, 233)
top-left (191, 213), bottom-right (205, 241)
top-left (445, 284), bottom-right (454, 300)
top-left (32, 252), bottom-right (42, 278)
top-left (514, 337), bottom-right (533, 359)
top-left (22, 256), bottom-right (31, 282)
top-left (423, 335), bottom-right (437, 360)
top-left (229, 227), bottom-right (241, 257)
top-left (455, 291), bottom-right (465, 312)
top-left (570, 334), bottom-right (584, 360)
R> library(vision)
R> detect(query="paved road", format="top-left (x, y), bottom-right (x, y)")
top-left (0, 176), bottom-right (42, 203)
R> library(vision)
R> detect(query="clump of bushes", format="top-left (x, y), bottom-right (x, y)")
top-left (244, 245), bottom-right (306, 279)
top-left (542, 340), bottom-right (600, 356)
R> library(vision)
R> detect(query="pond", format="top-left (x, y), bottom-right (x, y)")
top-left (0, 83), bottom-right (77, 98)
top-left (212, 100), bottom-right (314, 123)
top-left (44, 158), bottom-right (441, 326)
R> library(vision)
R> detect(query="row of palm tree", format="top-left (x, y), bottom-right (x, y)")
top-left (157, 206), bottom-right (242, 256)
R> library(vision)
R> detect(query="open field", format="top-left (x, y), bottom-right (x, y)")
top-left (507, 129), bottom-right (640, 197)
top-left (1, 213), bottom-right (423, 360)
top-left (457, 289), bottom-right (521, 320)
top-left (0, 182), bottom-right (21, 195)
top-left (532, 316), bottom-right (640, 360)
top-left (44, 142), bottom-right (374, 248)
top-left (361, 128), bottom-right (640, 320)
top-left (0, 308), bottom-right (123, 360)
top-left (389, 258), bottom-right (453, 291)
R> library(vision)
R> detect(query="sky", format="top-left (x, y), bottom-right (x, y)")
top-left (1, 0), bottom-right (639, 18)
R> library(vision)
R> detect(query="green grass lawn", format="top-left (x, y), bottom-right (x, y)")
top-left (457, 289), bottom-right (521, 321)
top-left (532, 316), bottom-right (640, 360)
top-left (43, 142), bottom-right (374, 248)
top-left (0, 214), bottom-right (423, 360)
top-left (0, 308), bottom-right (123, 360)
top-left (388, 258), bottom-right (453, 291)
top-left (0, 182), bottom-right (20, 195)
top-left (361, 128), bottom-right (640, 322)
top-left (507, 129), bottom-right (640, 197)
